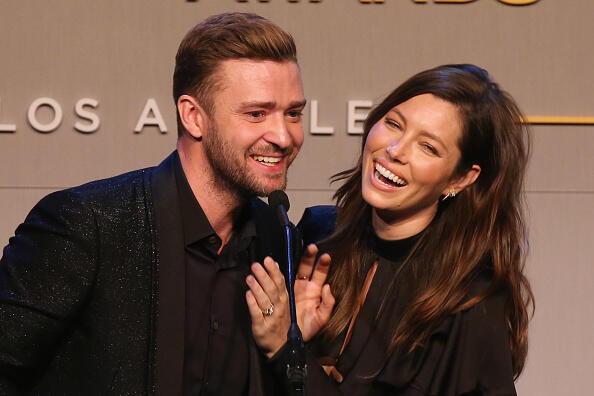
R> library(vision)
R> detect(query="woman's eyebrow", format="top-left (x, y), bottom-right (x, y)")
top-left (388, 108), bottom-right (407, 126)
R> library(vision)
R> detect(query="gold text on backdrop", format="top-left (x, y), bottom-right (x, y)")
top-left (235, 0), bottom-right (322, 2)
top-left (409, 0), bottom-right (539, 5)
top-left (228, 0), bottom-right (539, 5)
top-left (523, 116), bottom-right (594, 125)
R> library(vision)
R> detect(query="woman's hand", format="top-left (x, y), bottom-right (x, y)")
top-left (245, 245), bottom-right (335, 358)
top-left (245, 256), bottom-right (291, 359)
top-left (294, 244), bottom-right (335, 342)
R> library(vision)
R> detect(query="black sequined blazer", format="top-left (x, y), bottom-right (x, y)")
top-left (0, 152), bottom-right (287, 395)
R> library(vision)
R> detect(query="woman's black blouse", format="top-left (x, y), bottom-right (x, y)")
top-left (285, 205), bottom-right (517, 396)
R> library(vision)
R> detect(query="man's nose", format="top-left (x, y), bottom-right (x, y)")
top-left (264, 115), bottom-right (291, 149)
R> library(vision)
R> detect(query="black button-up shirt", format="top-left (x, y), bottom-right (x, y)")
top-left (175, 159), bottom-right (257, 396)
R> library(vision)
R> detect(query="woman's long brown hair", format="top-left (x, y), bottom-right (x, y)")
top-left (320, 64), bottom-right (534, 378)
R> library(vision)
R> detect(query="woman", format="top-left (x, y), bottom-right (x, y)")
top-left (246, 64), bottom-right (533, 395)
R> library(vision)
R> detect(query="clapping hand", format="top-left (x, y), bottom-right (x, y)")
top-left (245, 245), bottom-right (335, 358)
top-left (245, 257), bottom-right (291, 359)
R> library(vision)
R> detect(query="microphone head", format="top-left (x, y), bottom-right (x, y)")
top-left (268, 190), bottom-right (290, 212)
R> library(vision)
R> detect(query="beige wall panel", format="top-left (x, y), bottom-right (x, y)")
top-left (526, 126), bottom-right (594, 192)
top-left (0, 188), bottom-right (60, 242)
top-left (516, 192), bottom-right (594, 395)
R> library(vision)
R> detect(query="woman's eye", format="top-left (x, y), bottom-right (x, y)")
top-left (385, 118), bottom-right (401, 129)
top-left (422, 143), bottom-right (438, 155)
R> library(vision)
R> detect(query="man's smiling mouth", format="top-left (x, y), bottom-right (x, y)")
top-left (252, 155), bottom-right (282, 167)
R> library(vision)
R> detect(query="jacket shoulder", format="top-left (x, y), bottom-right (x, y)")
top-left (56, 167), bottom-right (153, 202)
top-left (297, 205), bottom-right (337, 246)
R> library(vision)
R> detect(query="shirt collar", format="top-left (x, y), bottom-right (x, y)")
top-left (173, 151), bottom-right (257, 247)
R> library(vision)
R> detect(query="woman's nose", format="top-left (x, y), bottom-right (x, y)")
top-left (386, 140), bottom-right (407, 163)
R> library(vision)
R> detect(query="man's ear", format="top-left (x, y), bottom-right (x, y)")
top-left (443, 164), bottom-right (481, 196)
top-left (177, 94), bottom-right (208, 140)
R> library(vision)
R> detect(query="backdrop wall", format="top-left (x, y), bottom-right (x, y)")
top-left (1, 1), bottom-right (592, 394)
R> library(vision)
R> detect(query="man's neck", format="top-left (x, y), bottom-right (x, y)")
top-left (178, 145), bottom-right (245, 247)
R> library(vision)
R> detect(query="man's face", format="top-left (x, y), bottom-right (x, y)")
top-left (202, 59), bottom-right (306, 197)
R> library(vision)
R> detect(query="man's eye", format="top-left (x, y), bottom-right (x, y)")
top-left (248, 111), bottom-right (265, 118)
top-left (288, 110), bottom-right (303, 118)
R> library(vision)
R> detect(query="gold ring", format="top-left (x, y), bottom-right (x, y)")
top-left (296, 274), bottom-right (309, 280)
top-left (262, 303), bottom-right (274, 317)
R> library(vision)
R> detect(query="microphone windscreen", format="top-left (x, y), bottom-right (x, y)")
top-left (268, 190), bottom-right (290, 212)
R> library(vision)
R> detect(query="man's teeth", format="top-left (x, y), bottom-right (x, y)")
top-left (375, 163), bottom-right (406, 186)
top-left (254, 155), bottom-right (281, 166)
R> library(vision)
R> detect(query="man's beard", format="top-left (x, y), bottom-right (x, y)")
top-left (203, 123), bottom-right (292, 198)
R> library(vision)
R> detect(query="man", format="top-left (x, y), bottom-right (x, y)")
top-left (0, 12), bottom-right (305, 395)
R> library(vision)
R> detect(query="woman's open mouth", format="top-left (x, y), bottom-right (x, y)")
top-left (374, 161), bottom-right (407, 188)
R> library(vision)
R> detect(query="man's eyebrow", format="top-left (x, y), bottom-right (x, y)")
top-left (288, 100), bottom-right (307, 108)
top-left (238, 99), bottom-right (307, 110)
top-left (239, 101), bottom-right (276, 110)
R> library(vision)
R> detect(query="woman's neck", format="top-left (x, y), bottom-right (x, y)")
top-left (371, 204), bottom-right (437, 240)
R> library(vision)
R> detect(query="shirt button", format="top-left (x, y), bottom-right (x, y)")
top-left (208, 236), bottom-right (218, 245)
top-left (212, 320), bottom-right (219, 330)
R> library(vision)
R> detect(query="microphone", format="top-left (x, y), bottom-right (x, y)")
top-left (268, 190), bottom-right (306, 396)
top-left (268, 190), bottom-right (290, 227)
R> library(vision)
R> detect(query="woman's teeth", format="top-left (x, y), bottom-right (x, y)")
top-left (375, 162), bottom-right (406, 186)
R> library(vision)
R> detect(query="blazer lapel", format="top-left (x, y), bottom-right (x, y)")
top-left (249, 197), bottom-right (301, 278)
top-left (151, 152), bottom-right (186, 396)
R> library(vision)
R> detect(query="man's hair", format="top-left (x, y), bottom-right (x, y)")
top-left (173, 12), bottom-right (297, 137)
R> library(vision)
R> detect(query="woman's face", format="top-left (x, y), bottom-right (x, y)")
top-left (361, 93), bottom-right (472, 237)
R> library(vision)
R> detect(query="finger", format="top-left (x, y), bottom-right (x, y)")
top-left (262, 257), bottom-right (286, 297)
top-left (246, 290), bottom-right (265, 328)
top-left (246, 273), bottom-right (273, 312)
top-left (251, 259), bottom-right (280, 301)
top-left (318, 284), bottom-right (335, 322)
top-left (296, 244), bottom-right (318, 280)
top-left (310, 253), bottom-right (331, 287)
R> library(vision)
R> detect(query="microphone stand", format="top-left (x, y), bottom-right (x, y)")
top-left (273, 196), bottom-right (307, 396)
